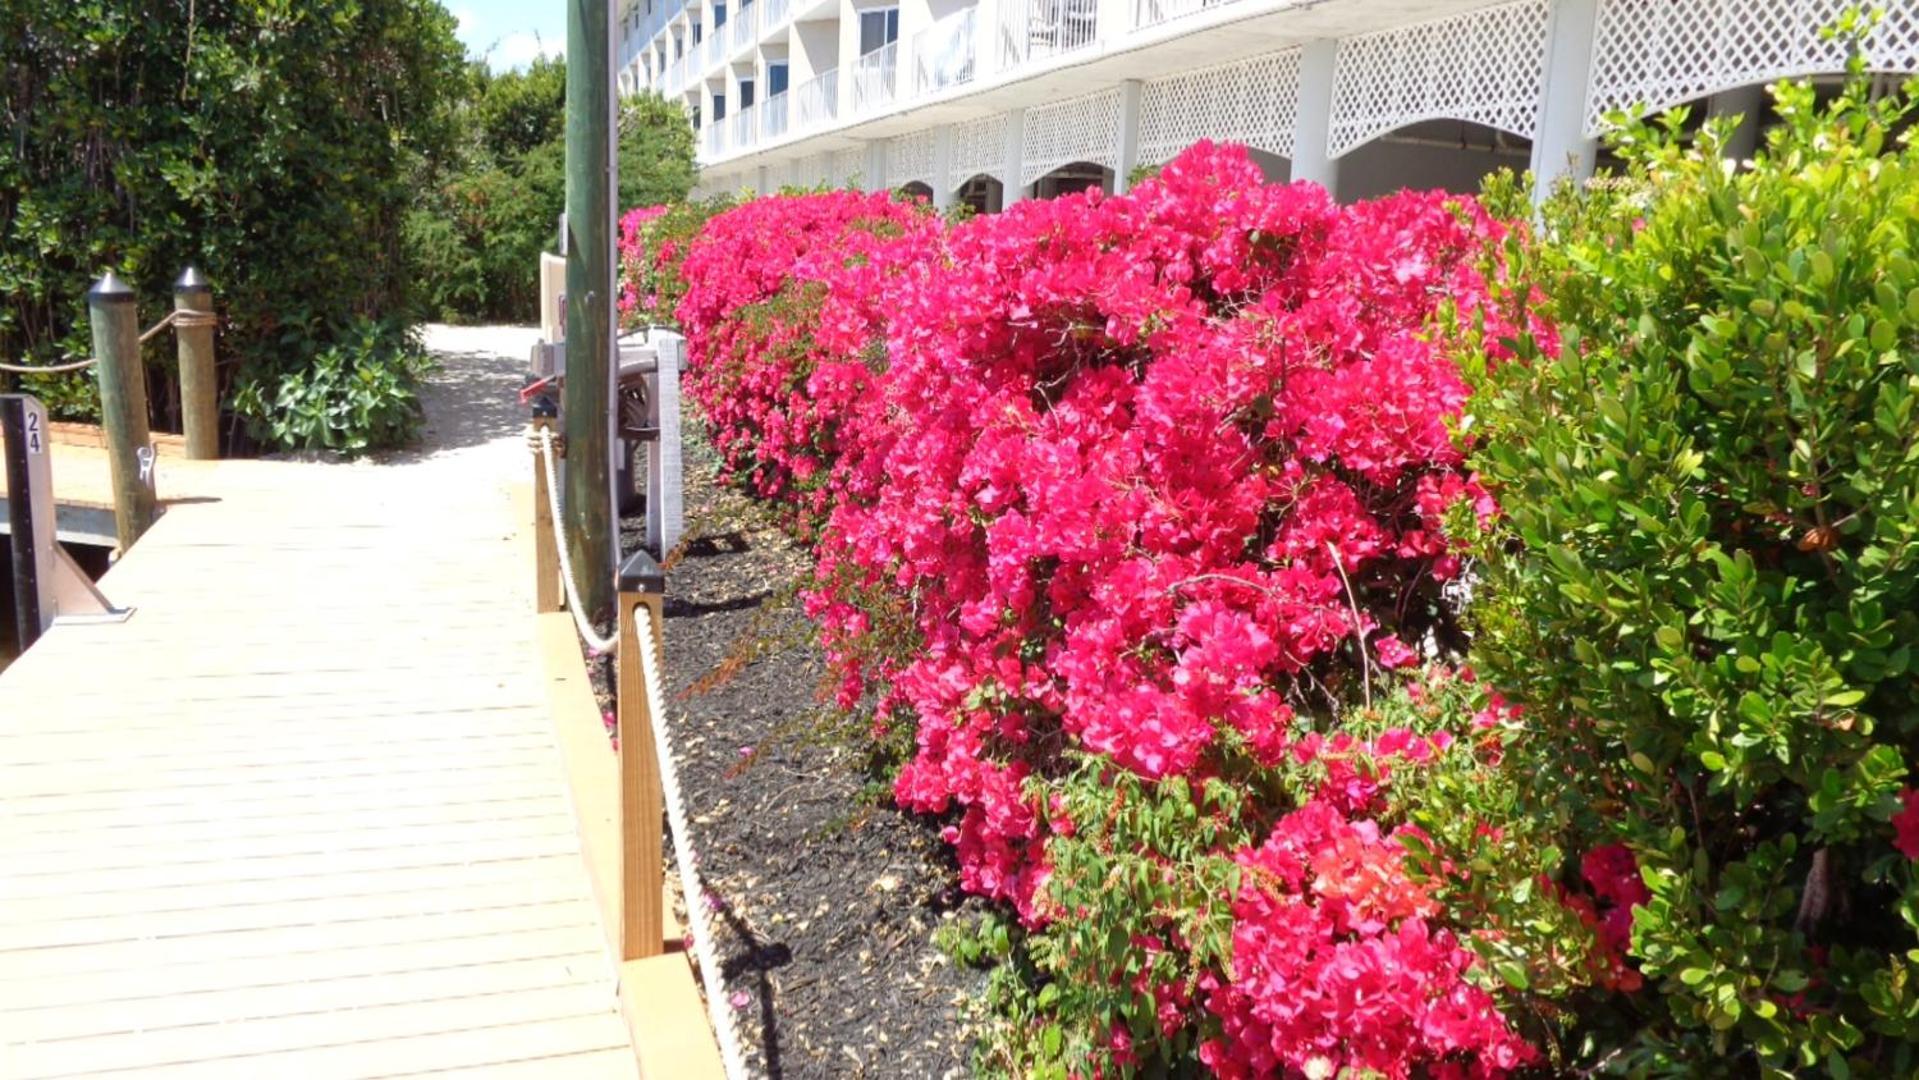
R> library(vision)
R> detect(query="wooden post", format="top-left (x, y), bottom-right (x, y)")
top-left (564, 0), bottom-right (616, 620)
top-left (616, 549), bottom-right (667, 960)
top-left (86, 271), bottom-right (156, 551)
top-left (172, 267), bottom-right (219, 460)
top-left (531, 412), bottom-right (564, 614)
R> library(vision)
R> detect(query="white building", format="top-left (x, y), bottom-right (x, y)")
top-left (614, 0), bottom-right (1919, 209)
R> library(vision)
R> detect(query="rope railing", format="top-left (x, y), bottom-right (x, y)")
top-left (529, 418), bottom-right (749, 1079)
top-left (0, 308), bottom-right (221, 375)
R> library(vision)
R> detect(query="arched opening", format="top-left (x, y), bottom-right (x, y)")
top-left (898, 180), bottom-right (935, 204)
top-left (1033, 161), bottom-right (1113, 200)
top-left (955, 173), bottom-right (1003, 214)
top-left (1338, 119), bottom-right (1531, 201)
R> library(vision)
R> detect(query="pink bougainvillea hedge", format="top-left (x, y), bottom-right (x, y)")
top-left (620, 145), bottom-right (1606, 1075)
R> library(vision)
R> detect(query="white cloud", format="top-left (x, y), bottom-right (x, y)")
top-left (493, 30), bottom-right (565, 71)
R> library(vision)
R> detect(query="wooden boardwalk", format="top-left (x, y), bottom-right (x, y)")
top-left (0, 329), bottom-right (639, 1078)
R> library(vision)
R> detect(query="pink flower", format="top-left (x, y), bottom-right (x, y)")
top-left (1374, 634), bottom-right (1419, 670)
top-left (1893, 788), bottom-right (1919, 859)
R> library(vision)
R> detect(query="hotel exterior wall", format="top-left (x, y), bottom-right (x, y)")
top-left (618, 0), bottom-right (1919, 202)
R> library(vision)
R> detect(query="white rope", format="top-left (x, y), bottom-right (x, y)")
top-left (634, 602), bottom-right (754, 1080)
top-left (0, 357), bottom-right (97, 374)
top-left (537, 425), bottom-right (621, 654)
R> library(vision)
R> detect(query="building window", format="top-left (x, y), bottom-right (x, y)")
top-left (768, 62), bottom-right (789, 96)
top-left (859, 8), bottom-right (899, 55)
top-left (739, 78), bottom-right (756, 108)
top-left (714, 2), bottom-right (727, 28)
top-left (713, 92), bottom-right (727, 121)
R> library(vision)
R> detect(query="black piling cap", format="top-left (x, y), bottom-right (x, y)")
top-left (87, 270), bottom-right (135, 306)
top-left (618, 547), bottom-right (666, 595)
top-left (174, 266), bottom-right (211, 295)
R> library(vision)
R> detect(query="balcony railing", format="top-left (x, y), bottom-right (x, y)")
top-left (1134, 0), bottom-right (1226, 28)
top-left (704, 121), bottom-right (727, 157)
top-left (705, 28), bottom-right (726, 66)
top-left (850, 41), bottom-right (898, 114)
top-left (761, 0), bottom-right (791, 35)
top-left (762, 90), bottom-right (791, 140)
top-left (998, 0), bottom-right (1097, 69)
top-left (730, 103), bottom-right (759, 149)
top-left (797, 68), bottom-right (839, 128)
top-left (732, 3), bottom-right (756, 50)
top-left (913, 7), bottom-right (977, 96)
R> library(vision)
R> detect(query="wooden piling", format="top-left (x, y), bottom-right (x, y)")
top-left (172, 268), bottom-right (219, 460)
top-left (616, 562), bottom-right (666, 960)
top-left (531, 414), bottom-right (563, 614)
top-left (86, 271), bottom-right (156, 551)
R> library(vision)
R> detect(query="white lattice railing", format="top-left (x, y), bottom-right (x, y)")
top-left (999, 0), bottom-right (1097, 70)
top-left (914, 7), bottom-right (977, 96)
top-left (852, 41), bottom-right (899, 113)
top-left (798, 68), bottom-right (839, 128)
top-left (762, 90), bottom-right (790, 140)
top-left (1586, 0), bottom-right (1919, 135)
top-left (729, 102), bottom-right (758, 149)
top-left (731, 2), bottom-right (756, 50)
top-left (1021, 87), bottom-right (1120, 186)
top-left (1139, 47), bottom-right (1301, 165)
top-left (1328, 0), bottom-right (1551, 158)
top-left (948, 112), bottom-right (1007, 190)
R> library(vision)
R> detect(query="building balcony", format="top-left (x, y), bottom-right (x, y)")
top-left (704, 121), bottom-right (727, 158)
top-left (851, 42), bottom-right (899, 114)
top-left (1133, 0), bottom-right (1228, 29)
top-left (732, 3), bottom-right (758, 52)
top-left (762, 90), bottom-right (791, 141)
top-left (761, 0), bottom-right (791, 38)
top-left (797, 68), bottom-right (839, 129)
top-left (730, 103), bottom-right (759, 149)
top-left (705, 29), bottom-right (726, 66)
top-left (914, 7), bottom-right (977, 97)
top-left (997, 0), bottom-right (1097, 70)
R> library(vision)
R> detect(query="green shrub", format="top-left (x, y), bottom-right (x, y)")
top-left (1468, 54), bottom-right (1919, 1074)
top-left (232, 318), bottom-right (432, 454)
top-left (0, 0), bottom-right (467, 440)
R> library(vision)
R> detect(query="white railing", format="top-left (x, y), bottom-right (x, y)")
top-left (851, 41), bottom-right (899, 113)
top-left (761, 0), bottom-right (791, 35)
top-left (998, 0), bottom-right (1097, 70)
top-left (913, 7), bottom-right (977, 96)
top-left (730, 102), bottom-right (758, 149)
top-left (1134, 0), bottom-right (1224, 28)
top-left (797, 67), bottom-right (839, 128)
top-left (762, 90), bottom-right (791, 140)
top-left (706, 28), bottom-right (726, 66)
top-left (732, 3), bottom-right (756, 50)
top-left (704, 121), bottom-right (727, 157)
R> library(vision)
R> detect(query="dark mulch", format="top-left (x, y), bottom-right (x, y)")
top-left (595, 420), bottom-right (985, 1079)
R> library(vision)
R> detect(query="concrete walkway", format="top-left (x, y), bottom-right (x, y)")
top-left (0, 326), bottom-right (637, 1078)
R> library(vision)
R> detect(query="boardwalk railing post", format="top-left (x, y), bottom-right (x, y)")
top-left (86, 270), bottom-right (157, 552)
top-left (172, 267), bottom-right (219, 460)
top-left (2, 393), bottom-right (122, 649)
top-left (617, 548), bottom-right (666, 961)
top-left (530, 403), bottom-right (563, 614)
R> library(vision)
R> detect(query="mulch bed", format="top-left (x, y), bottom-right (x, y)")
top-left (595, 418), bottom-right (986, 1079)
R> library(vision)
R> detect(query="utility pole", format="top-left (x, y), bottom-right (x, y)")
top-left (565, 0), bottom-right (615, 619)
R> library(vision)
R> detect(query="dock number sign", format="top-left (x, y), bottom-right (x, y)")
top-left (24, 408), bottom-right (43, 455)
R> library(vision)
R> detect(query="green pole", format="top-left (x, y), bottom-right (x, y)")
top-left (565, 0), bottom-right (614, 620)
top-left (86, 271), bottom-right (157, 552)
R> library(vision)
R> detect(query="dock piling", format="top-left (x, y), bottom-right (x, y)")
top-left (86, 271), bottom-right (157, 551)
top-left (173, 267), bottom-right (219, 460)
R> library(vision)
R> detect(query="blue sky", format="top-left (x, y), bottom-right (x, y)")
top-left (450, 1), bottom-right (568, 71)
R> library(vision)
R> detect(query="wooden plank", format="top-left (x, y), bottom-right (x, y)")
top-left (622, 955), bottom-right (727, 1080)
top-left (618, 592), bottom-right (665, 961)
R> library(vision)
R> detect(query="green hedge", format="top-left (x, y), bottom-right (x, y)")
top-left (1, 0), bottom-right (467, 449)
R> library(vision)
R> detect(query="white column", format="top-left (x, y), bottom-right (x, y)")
top-left (866, 139), bottom-right (887, 191)
top-left (932, 125), bottom-right (956, 208)
top-left (756, 165), bottom-right (771, 192)
top-left (1708, 84), bottom-right (1765, 163)
top-left (1113, 79), bottom-right (1143, 193)
top-left (1003, 107), bottom-right (1026, 204)
top-left (1529, 0), bottom-right (1600, 203)
top-left (1290, 39), bottom-right (1340, 197)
